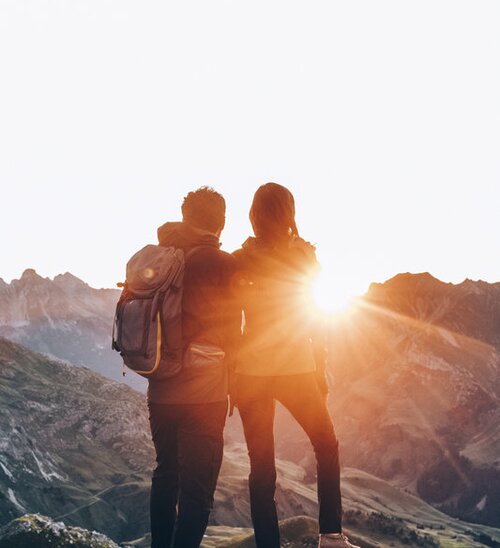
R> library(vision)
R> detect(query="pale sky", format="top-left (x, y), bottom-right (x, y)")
top-left (1, 1), bottom-right (499, 303)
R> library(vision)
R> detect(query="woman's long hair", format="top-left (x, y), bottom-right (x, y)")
top-left (249, 183), bottom-right (299, 242)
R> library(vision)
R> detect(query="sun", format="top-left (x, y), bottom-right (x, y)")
top-left (311, 269), bottom-right (362, 315)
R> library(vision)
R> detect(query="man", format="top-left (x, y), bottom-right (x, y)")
top-left (147, 186), bottom-right (239, 548)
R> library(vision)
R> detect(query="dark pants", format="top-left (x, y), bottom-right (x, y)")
top-left (148, 400), bottom-right (228, 548)
top-left (236, 373), bottom-right (342, 548)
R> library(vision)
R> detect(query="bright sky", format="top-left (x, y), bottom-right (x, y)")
top-left (1, 1), bottom-right (499, 304)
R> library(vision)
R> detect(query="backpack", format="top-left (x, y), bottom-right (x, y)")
top-left (112, 244), bottom-right (195, 379)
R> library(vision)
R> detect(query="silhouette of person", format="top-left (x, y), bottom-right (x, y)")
top-left (148, 187), bottom-right (240, 548)
top-left (232, 182), bottom-right (359, 548)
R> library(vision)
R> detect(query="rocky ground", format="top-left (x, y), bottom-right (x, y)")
top-left (0, 514), bottom-right (119, 548)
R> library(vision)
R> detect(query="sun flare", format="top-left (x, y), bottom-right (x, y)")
top-left (311, 270), bottom-right (362, 315)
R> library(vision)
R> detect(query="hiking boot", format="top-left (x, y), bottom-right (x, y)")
top-left (318, 532), bottom-right (361, 548)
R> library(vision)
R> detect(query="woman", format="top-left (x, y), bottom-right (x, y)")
top-left (233, 183), bottom-right (359, 548)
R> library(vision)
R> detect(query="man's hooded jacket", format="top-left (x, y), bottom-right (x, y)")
top-left (147, 221), bottom-right (240, 404)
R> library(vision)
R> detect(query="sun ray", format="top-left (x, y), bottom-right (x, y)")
top-left (357, 298), bottom-right (497, 353)
top-left (332, 297), bottom-right (480, 489)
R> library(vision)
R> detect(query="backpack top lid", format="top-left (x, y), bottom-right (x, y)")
top-left (126, 244), bottom-right (184, 295)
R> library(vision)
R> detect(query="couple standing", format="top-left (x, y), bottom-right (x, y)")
top-left (146, 184), bottom-right (358, 548)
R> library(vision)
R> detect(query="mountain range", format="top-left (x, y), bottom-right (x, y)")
top-left (1, 269), bottom-right (500, 545)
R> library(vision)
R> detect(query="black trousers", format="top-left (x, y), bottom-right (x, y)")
top-left (148, 400), bottom-right (228, 548)
top-left (236, 373), bottom-right (342, 548)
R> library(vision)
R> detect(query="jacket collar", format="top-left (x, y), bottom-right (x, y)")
top-left (241, 235), bottom-right (317, 262)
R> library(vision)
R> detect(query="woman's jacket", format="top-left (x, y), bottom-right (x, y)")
top-left (233, 235), bottom-right (327, 388)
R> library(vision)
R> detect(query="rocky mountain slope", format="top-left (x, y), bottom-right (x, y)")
top-left (0, 269), bottom-right (145, 391)
top-left (0, 338), bottom-right (321, 543)
top-left (336, 273), bottom-right (500, 526)
top-left (0, 337), bottom-right (153, 542)
top-left (366, 273), bottom-right (500, 351)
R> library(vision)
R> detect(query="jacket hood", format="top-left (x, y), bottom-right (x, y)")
top-left (157, 221), bottom-right (221, 250)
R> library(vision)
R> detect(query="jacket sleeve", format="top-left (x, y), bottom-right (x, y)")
top-left (223, 255), bottom-right (242, 375)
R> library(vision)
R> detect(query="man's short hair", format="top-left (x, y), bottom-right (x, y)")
top-left (182, 186), bottom-right (226, 233)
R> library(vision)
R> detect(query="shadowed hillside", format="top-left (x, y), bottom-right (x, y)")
top-left (0, 337), bottom-right (153, 542)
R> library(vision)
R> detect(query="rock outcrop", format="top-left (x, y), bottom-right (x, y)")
top-left (0, 514), bottom-right (118, 548)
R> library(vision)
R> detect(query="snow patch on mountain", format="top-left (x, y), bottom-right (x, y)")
top-left (438, 327), bottom-right (460, 348)
top-left (407, 347), bottom-right (452, 371)
top-left (476, 495), bottom-right (487, 511)
top-left (0, 460), bottom-right (13, 481)
top-left (7, 488), bottom-right (25, 511)
top-left (31, 451), bottom-right (66, 482)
